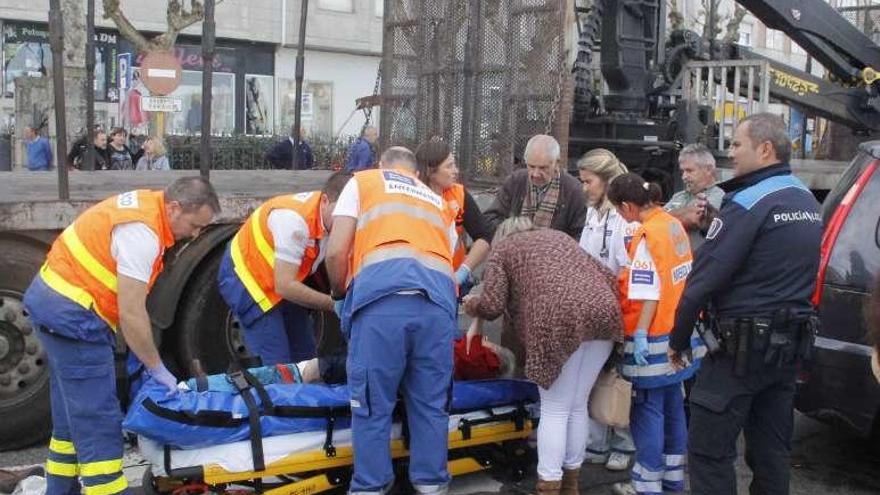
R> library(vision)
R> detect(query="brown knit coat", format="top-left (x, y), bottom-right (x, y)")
top-left (472, 228), bottom-right (623, 389)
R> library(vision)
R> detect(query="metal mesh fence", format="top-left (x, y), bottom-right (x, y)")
top-left (380, 0), bottom-right (570, 182)
top-left (838, 6), bottom-right (880, 44)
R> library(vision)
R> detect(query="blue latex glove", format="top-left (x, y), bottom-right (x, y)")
top-left (333, 299), bottom-right (345, 319)
top-left (633, 329), bottom-right (650, 367)
top-left (148, 363), bottom-right (179, 396)
top-left (455, 265), bottom-right (472, 287)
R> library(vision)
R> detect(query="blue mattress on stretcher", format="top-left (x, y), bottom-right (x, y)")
top-left (123, 377), bottom-right (539, 450)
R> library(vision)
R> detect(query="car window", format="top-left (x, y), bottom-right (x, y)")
top-left (822, 152), bottom-right (872, 224)
top-left (825, 167), bottom-right (880, 290)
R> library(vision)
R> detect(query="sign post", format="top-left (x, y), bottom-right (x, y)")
top-left (140, 51), bottom-right (183, 137)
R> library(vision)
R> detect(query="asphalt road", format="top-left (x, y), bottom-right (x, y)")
top-left (1, 412), bottom-right (878, 495)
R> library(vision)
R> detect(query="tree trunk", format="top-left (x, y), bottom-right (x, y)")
top-left (62, 0), bottom-right (88, 154)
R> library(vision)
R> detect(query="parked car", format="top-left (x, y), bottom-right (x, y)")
top-left (796, 141), bottom-right (880, 436)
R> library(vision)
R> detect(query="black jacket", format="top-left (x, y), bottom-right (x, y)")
top-left (671, 163), bottom-right (822, 351)
top-left (265, 138), bottom-right (314, 170)
top-left (484, 169), bottom-right (588, 240)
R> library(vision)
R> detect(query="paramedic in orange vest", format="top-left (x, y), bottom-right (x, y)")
top-left (217, 171), bottom-right (352, 365)
top-left (326, 147), bottom-right (458, 495)
top-left (606, 173), bottom-right (705, 495)
top-left (22, 177), bottom-right (220, 495)
top-left (414, 138), bottom-right (493, 286)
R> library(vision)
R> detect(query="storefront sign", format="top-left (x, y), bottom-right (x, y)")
top-left (2, 21), bottom-right (119, 101)
top-left (143, 96), bottom-right (183, 112)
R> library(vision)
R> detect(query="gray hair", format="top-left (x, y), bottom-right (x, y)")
top-left (523, 134), bottom-right (561, 163)
top-left (379, 146), bottom-right (417, 171)
top-left (678, 143), bottom-right (716, 170)
top-left (492, 216), bottom-right (534, 245)
top-left (165, 177), bottom-right (221, 214)
top-left (740, 113), bottom-right (791, 163)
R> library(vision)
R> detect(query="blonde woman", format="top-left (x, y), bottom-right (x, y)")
top-left (135, 136), bottom-right (171, 171)
top-left (576, 149), bottom-right (639, 471)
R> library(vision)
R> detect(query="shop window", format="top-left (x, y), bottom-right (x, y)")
top-left (318, 0), bottom-right (354, 13)
top-left (278, 78), bottom-right (334, 138)
top-left (166, 70), bottom-right (235, 135)
top-left (245, 74), bottom-right (274, 135)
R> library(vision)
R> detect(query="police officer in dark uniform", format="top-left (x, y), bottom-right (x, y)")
top-left (667, 113), bottom-right (822, 495)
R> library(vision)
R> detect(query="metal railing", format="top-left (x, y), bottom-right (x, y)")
top-left (681, 59), bottom-right (770, 153)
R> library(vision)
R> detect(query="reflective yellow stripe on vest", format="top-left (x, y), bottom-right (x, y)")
top-left (250, 206), bottom-right (275, 268)
top-left (83, 474), bottom-right (128, 495)
top-left (230, 232), bottom-right (274, 312)
top-left (361, 246), bottom-right (454, 280)
top-left (39, 264), bottom-right (118, 331)
top-left (357, 202), bottom-right (450, 232)
top-left (60, 227), bottom-right (117, 293)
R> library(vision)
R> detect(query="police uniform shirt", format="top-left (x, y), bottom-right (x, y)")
top-left (663, 184), bottom-right (725, 251)
top-left (670, 163), bottom-right (822, 351)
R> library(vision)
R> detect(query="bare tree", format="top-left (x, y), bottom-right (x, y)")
top-left (722, 5), bottom-right (748, 44)
top-left (103, 0), bottom-right (213, 54)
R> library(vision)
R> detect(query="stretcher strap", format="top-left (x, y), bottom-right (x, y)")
top-left (323, 413), bottom-right (337, 458)
top-left (142, 398), bottom-right (247, 427)
top-left (228, 370), bottom-right (267, 472)
top-left (237, 368), bottom-right (277, 416)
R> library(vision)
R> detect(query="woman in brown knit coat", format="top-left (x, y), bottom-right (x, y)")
top-left (463, 217), bottom-right (623, 495)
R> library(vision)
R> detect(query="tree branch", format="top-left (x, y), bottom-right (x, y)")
top-left (102, 0), bottom-right (153, 54)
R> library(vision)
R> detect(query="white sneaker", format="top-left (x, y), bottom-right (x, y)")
top-left (605, 451), bottom-right (632, 471)
top-left (584, 450), bottom-right (609, 464)
top-left (610, 481), bottom-right (637, 495)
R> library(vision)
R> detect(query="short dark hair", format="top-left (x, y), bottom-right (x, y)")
top-left (109, 127), bottom-right (126, 139)
top-left (322, 171), bottom-right (352, 202)
top-left (607, 172), bottom-right (663, 207)
top-left (165, 176), bottom-right (221, 214)
top-left (741, 113), bottom-right (791, 163)
top-left (415, 137), bottom-right (451, 181)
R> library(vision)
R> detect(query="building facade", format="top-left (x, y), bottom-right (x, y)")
top-left (0, 0), bottom-right (383, 142)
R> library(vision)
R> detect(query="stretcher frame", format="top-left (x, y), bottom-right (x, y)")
top-left (144, 409), bottom-right (535, 495)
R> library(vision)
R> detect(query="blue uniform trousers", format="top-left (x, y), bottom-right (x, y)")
top-left (38, 329), bottom-right (128, 495)
top-left (629, 384), bottom-right (687, 495)
top-left (217, 248), bottom-right (316, 365)
top-left (346, 294), bottom-right (455, 494)
top-left (240, 301), bottom-right (316, 365)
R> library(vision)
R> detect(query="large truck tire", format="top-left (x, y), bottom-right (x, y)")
top-left (0, 239), bottom-right (51, 451)
top-left (171, 252), bottom-right (247, 377)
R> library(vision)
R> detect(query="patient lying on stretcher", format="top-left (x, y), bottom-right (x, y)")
top-left (293, 318), bottom-right (516, 384)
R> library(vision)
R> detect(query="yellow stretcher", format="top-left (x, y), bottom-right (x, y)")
top-left (141, 407), bottom-right (535, 495)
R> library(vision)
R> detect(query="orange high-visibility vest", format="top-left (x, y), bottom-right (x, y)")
top-left (619, 208), bottom-right (693, 337)
top-left (229, 191), bottom-right (324, 313)
top-left (443, 183), bottom-right (467, 269)
top-left (40, 190), bottom-right (175, 330)
top-left (348, 168), bottom-right (454, 286)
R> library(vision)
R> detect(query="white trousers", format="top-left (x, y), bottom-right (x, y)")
top-left (537, 339), bottom-right (614, 481)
